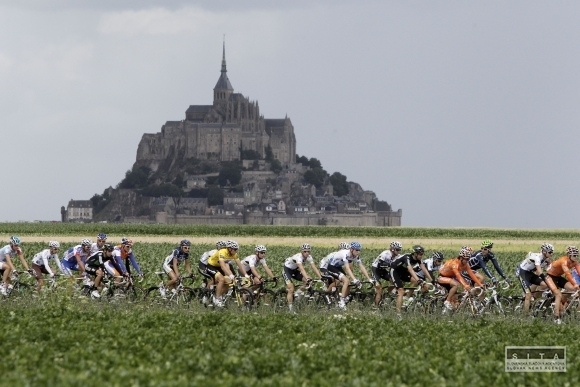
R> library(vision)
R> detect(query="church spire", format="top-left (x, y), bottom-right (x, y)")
top-left (214, 39), bottom-right (233, 92)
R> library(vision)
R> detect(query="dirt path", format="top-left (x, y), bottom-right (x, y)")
top-left (3, 235), bottom-right (577, 251)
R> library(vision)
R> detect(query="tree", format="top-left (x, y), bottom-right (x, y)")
top-left (218, 162), bottom-right (242, 186)
top-left (304, 167), bottom-right (326, 188)
top-left (140, 183), bottom-right (182, 198)
top-left (241, 149), bottom-right (261, 160)
top-left (330, 172), bottom-right (349, 197)
top-left (270, 159), bottom-right (282, 174)
top-left (296, 155), bottom-right (309, 166)
top-left (207, 187), bottom-right (224, 206)
top-left (308, 158), bottom-right (322, 169)
top-left (174, 174), bottom-right (185, 188)
top-left (118, 166), bottom-right (150, 189)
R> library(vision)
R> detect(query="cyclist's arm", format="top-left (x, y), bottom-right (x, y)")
top-left (356, 262), bottom-right (372, 282)
top-left (75, 254), bottom-right (85, 273)
top-left (115, 255), bottom-right (128, 274)
top-left (126, 252), bottom-right (143, 275)
top-left (110, 258), bottom-right (125, 277)
top-left (453, 266), bottom-right (472, 289)
top-left (262, 264), bottom-right (275, 279)
top-left (17, 251), bottom-right (30, 271)
top-left (344, 262), bottom-right (357, 282)
top-left (406, 262), bottom-right (422, 283)
top-left (309, 261), bottom-right (321, 279)
top-left (489, 256), bottom-right (507, 279)
top-left (41, 255), bottom-right (54, 276)
top-left (466, 266), bottom-right (483, 287)
top-left (297, 263), bottom-right (311, 281)
top-left (219, 259), bottom-right (233, 276)
top-left (5, 255), bottom-right (16, 272)
top-left (562, 262), bottom-right (578, 287)
top-left (250, 265), bottom-right (261, 278)
top-left (419, 263), bottom-right (434, 282)
top-left (234, 259), bottom-right (248, 277)
top-left (476, 256), bottom-right (495, 280)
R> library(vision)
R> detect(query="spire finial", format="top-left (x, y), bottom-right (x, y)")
top-left (221, 35), bottom-right (227, 72)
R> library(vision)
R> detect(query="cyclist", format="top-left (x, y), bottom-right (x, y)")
top-left (283, 243), bottom-right (322, 312)
top-left (326, 241), bottom-right (374, 310)
top-left (516, 243), bottom-right (560, 321)
top-left (438, 247), bottom-right (484, 313)
top-left (85, 243), bottom-right (126, 298)
top-left (390, 245), bottom-right (433, 315)
top-left (206, 240), bottom-right (248, 307)
top-left (199, 241), bottom-right (227, 302)
top-left (90, 233), bottom-right (108, 255)
top-left (468, 240), bottom-right (511, 286)
top-left (0, 236), bottom-right (31, 295)
top-left (31, 241), bottom-right (61, 292)
top-left (547, 245), bottom-right (580, 323)
top-left (241, 245), bottom-right (277, 289)
top-left (319, 242), bottom-right (350, 292)
top-left (60, 239), bottom-right (92, 282)
top-left (160, 239), bottom-right (194, 298)
top-left (414, 251), bottom-right (444, 283)
top-left (110, 238), bottom-right (142, 278)
top-left (371, 241), bottom-right (402, 306)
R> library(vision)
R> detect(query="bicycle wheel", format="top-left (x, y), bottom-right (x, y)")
top-left (233, 288), bottom-right (254, 311)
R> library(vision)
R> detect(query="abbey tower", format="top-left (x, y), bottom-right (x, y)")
top-left (136, 43), bottom-right (296, 171)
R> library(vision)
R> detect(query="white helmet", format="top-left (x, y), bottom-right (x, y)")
top-left (226, 240), bottom-right (239, 249)
top-left (338, 242), bottom-right (350, 250)
top-left (301, 243), bottom-right (311, 251)
top-left (255, 245), bottom-right (267, 253)
top-left (81, 239), bottom-right (92, 247)
top-left (48, 241), bottom-right (60, 249)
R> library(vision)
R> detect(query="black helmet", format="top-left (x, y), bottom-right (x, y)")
top-left (103, 243), bottom-right (114, 252)
top-left (412, 245), bottom-right (425, 254)
top-left (432, 251), bottom-right (444, 261)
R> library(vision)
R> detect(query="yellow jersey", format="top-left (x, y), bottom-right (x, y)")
top-left (207, 248), bottom-right (239, 267)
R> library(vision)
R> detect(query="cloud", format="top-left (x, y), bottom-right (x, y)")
top-left (0, 52), bottom-right (14, 77)
top-left (20, 42), bottom-right (94, 82)
top-left (98, 6), bottom-right (214, 36)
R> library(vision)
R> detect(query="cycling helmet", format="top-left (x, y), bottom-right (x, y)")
top-left (48, 241), bottom-right (60, 249)
top-left (481, 240), bottom-right (493, 249)
top-left (459, 246), bottom-right (473, 259)
top-left (10, 236), bottom-right (21, 246)
top-left (390, 241), bottom-right (403, 250)
top-left (412, 245), bottom-right (425, 254)
top-left (350, 241), bottom-right (362, 250)
top-left (103, 243), bottom-right (114, 252)
top-left (301, 243), bottom-right (311, 251)
top-left (97, 233), bottom-right (107, 241)
top-left (180, 239), bottom-right (191, 246)
top-left (216, 240), bottom-right (227, 249)
top-left (226, 240), bottom-right (239, 249)
top-left (121, 238), bottom-right (133, 246)
top-left (255, 244), bottom-right (267, 253)
top-left (81, 239), bottom-right (92, 247)
top-left (338, 242), bottom-right (350, 250)
top-left (566, 246), bottom-right (579, 256)
top-left (541, 243), bottom-right (554, 254)
top-left (432, 251), bottom-right (444, 261)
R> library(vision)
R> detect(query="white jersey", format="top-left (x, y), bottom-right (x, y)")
top-left (0, 244), bottom-right (22, 262)
top-left (62, 245), bottom-right (91, 263)
top-left (319, 252), bottom-right (337, 270)
top-left (242, 254), bottom-right (268, 272)
top-left (414, 258), bottom-right (441, 278)
top-left (328, 249), bottom-right (362, 267)
top-left (200, 249), bottom-right (217, 265)
top-left (372, 250), bottom-right (396, 268)
top-left (284, 253), bottom-right (314, 270)
top-left (32, 249), bottom-right (59, 275)
top-left (519, 252), bottom-right (548, 272)
top-left (90, 242), bottom-right (103, 255)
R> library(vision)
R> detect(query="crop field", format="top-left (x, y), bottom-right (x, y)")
top-left (1, 230), bottom-right (580, 386)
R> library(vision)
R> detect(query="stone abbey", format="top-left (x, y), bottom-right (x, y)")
top-left (136, 43), bottom-right (296, 169)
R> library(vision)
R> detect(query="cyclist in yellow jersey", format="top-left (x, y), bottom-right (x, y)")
top-left (205, 240), bottom-right (249, 307)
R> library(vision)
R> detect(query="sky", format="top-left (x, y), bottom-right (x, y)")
top-left (1, 1), bottom-right (580, 228)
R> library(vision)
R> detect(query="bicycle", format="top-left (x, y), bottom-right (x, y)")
top-left (481, 280), bottom-right (513, 315)
top-left (145, 273), bottom-right (196, 306)
top-left (452, 286), bottom-right (486, 317)
top-left (101, 273), bottom-right (146, 302)
top-left (1, 270), bottom-right (34, 299)
top-left (251, 278), bottom-right (279, 310)
top-left (218, 276), bottom-right (254, 311)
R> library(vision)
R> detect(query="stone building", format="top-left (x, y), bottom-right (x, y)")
top-left (63, 200), bottom-right (93, 222)
top-left (135, 43), bottom-right (296, 171)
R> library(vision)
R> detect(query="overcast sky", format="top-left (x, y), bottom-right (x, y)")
top-left (1, 1), bottom-right (579, 228)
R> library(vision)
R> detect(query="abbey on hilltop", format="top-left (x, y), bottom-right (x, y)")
top-left (64, 43), bottom-right (402, 227)
top-left (136, 43), bottom-right (296, 169)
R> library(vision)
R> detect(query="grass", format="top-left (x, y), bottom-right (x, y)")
top-left (1, 302), bottom-right (577, 387)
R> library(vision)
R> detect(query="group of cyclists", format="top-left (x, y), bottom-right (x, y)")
top-left (2, 234), bottom-right (580, 324)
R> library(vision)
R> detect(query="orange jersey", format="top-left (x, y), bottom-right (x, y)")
top-left (547, 256), bottom-right (580, 286)
top-left (439, 258), bottom-right (483, 288)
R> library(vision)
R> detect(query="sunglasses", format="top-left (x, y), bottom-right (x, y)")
top-left (394, 248), bottom-right (402, 252)
top-left (353, 249), bottom-right (361, 252)
top-left (182, 246), bottom-right (190, 250)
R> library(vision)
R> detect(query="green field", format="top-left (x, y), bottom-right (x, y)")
top-left (0, 235), bottom-right (578, 386)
